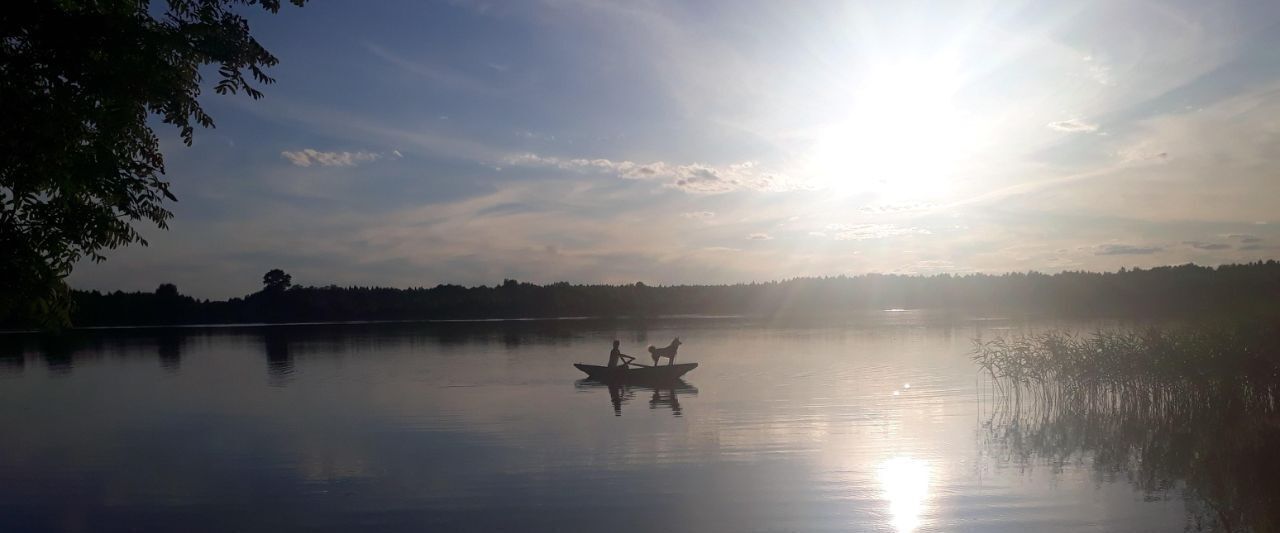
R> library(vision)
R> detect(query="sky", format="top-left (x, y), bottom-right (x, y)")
top-left (68, 0), bottom-right (1280, 299)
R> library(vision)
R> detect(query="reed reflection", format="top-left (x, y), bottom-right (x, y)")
top-left (973, 323), bottom-right (1280, 532)
top-left (576, 379), bottom-right (696, 417)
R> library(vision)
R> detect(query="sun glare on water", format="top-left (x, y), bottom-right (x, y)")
top-left (809, 60), bottom-right (981, 202)
top-left (877, 456), bottom-right (932, 532)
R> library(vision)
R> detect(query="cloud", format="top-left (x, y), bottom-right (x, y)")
top-left (503, 153), bottom-right (810, 194)
top-left (1082, 55), bottom-right (1113, 86)
top-left (1183, 241), bottom-right (1231, 250)
top-left (281, 149), bottom-right (384, 167)
top-left (899, 259), bottom-right (962, 275)
top-left (364, 42), bottom-right (502, 95)
top-left (230, 98), bottom-right (508, 164)
top-left (1066, 85), bottom-right (1280, 224)
top-left (1226, 235), bottom-right (1271, 251)
top-left (681, 211), bottom-right (715, 220)
top-left (1094, 244), bottom-right (1164, 255)
top-left (857, 202), bottom-right (937, 213)
top-left (1224, 234), bottom-right (1262, 244)
top-left (821, 224), bottom-right (931, 241)
top-left (746, 233), bottom-right (773, 240)
top-left (1047, 119), bottom-right (1099, 133)
top-left (1117, 149), bottom-right (1171, 163)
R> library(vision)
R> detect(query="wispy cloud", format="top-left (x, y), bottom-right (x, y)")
top-left (857, 202), bottom-right (937, 213)
top-left (746, 233), bottom-right (773, 240)
top-left (1229, 234), bottom-right (1270, 251)
top-left (1183, 241), bottom-right (1231, 250)
top-left (228, 98), bottom-right (508, 164)
top-left (1224, 234), bottom-right (1262, 244)
top-left (364, 42), bottom-right (503, 95)
top-left (821, 224), bottom-right (931, 241)
top-left (504, 153), bottom-right (810, 194)
top-left (1081, 55), bottom-right (1113, 86)
top-left (281, 149), bottom-right (385, 167)
top-left (1094, 244), bottom-right (1163, 256)
top-left (1047, 119), bottom-right (1099, 133)
top-left (682, 211), bottom-right (715, 220)
top-left (900, 259), bottom-right (963, 275)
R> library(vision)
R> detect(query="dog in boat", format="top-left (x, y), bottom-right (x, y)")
top-left (647, 338), bottom-right (682, 366)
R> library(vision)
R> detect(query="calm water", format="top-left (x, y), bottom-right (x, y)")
top-left (0, 315), bottom-right (1198, 532)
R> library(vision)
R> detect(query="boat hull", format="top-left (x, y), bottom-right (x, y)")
top-left (574, 362), bottom-right (698, 383)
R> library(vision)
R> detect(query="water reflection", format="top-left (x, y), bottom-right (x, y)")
top-left (0, 329), bottom-right (198, 375)
top-left (877, 457), bottom-right (931, 532)
top-left (575, 379), bottom-right (697, 417)
top-left (38, 335), bottom-right (77, 375)
top-left (156, 332), bottom-right (184, 372)
top-left (261, 330), bottom-right (295, 385)
top-left (982, 380), bottom-right (1280, 532)
top-left (0, 318), bottom-right (1203, 532)
top-left (0, 352), bottom-right (22, 375)
top-left (647, 387), bottom-right (683, 415)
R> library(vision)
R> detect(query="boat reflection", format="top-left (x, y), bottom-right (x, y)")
top-left (575, 379), bottom-right (698, 417)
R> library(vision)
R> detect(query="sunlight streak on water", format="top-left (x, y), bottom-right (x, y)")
top-left (878, 456), bottom-right (931, 532)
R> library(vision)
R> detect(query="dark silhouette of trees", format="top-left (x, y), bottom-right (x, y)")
top-left (156, 284), bottom-right (180, 298)
top-left (0, 0), bottom-right (305, 329)
top-left (262, 269), bottom-right (293, 293)
top-left (5, 260), bottom-right (1275, 329)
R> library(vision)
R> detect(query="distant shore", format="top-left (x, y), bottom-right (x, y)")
top-left (8, 261), bottom-right (1278, 330)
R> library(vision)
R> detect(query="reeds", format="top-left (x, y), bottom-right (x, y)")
top-left (975, 322), bottom-right (1280, 532)
top-left (973, 323), bottom-right (1280, 410)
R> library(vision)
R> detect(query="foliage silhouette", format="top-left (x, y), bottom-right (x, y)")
top-left (156, 283), bottom-right (180, 298)
top-left (262, 269), bottom-right (293, 293)
top-left (0, 0), bottom-right (305, 329)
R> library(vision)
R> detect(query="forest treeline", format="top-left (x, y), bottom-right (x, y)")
top-left (9, 261), bottom-right (1280, 328)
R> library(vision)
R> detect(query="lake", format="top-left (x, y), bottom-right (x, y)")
top-left (0, 315), bottom-right (1214, 532)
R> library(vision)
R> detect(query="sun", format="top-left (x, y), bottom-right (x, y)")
top-left (808, 59), bottom-right (979, 201)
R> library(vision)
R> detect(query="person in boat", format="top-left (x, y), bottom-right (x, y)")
top-left (608, 340), bottom-right (635, 369)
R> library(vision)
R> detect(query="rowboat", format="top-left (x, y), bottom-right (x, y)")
top-left (573, 362), bottom-right (698, 383)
